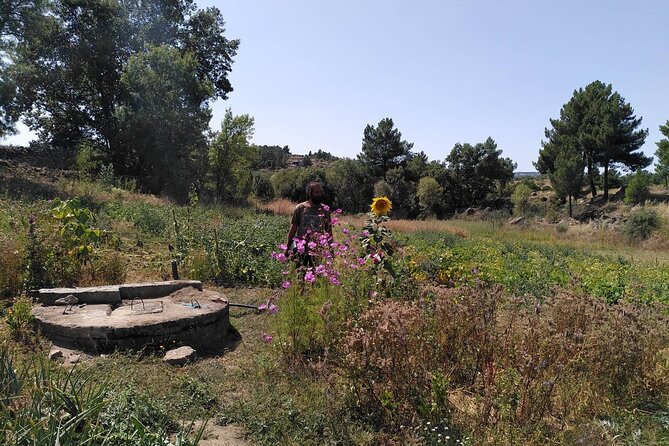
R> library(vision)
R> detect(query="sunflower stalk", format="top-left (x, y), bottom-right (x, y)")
top-left (360, 197), bottom-right (396, 295)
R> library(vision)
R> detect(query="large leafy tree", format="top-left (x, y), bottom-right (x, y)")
top-left (209, 108), bottom-right (256, 203)
top-left (1, 0), bottom-right (239, 199)
top-left (537, 81), bottom-right (650, 199)
top-left (325, 158), bottom-right (373, 213)
top-left (655, 121), bottom-right (669, 187)
top-left (358, 118), bottom-right (413, 179)
top-left (446, 137), bottom-right (515, 209)
top-left (116, 45), bottom-right (212, 201)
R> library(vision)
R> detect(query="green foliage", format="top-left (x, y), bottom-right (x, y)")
top-left (624, 171), bottom-right (652, 204)
top-left (2, 0), bottom-right (238, 199)
top-left (623, 208), bottom-right (660, 241)
top-left (655, 121), bottom-right (669, 187)
top-left (325, 159), bottom-right (373, 213)
top-left (549, 147), bottom-right (584, 217)
top-left (208, 108), bottom-right (256, 203)
top-left (0, 346), bottom-right (203, 445)
top-left (252, 172), bottom-right (274, 201)
top-left (117, 45), bottom-right (212, 201)
top-left (50, 197), bottom-right (101, 261)
top-left (538, 80), bottom-right (650, 199)
top-left (446, 137), bottom-right (516, 209)
top-left (0, 235), bottom-right (22, 299)
top-left (253, 144), bottom-right (290, 169)
top-left (511, 183), bottom-right (532, 216)
top-left (417, 176), bottom-right (443, 217)
top-left (270, 167), bottom-right (329, 203)
top-left (358, 117), bottom-right (414, 179)
top-left (4, 295), bottom-right (35, 340)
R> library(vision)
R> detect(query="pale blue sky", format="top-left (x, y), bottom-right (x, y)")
top-left (5, 0), bottom-right (668, 171)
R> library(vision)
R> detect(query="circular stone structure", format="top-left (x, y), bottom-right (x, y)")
top-left (32, 281), bottom-right (229, 353)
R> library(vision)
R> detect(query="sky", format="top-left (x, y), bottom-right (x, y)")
top-left (4, 0), bottom-right (669, 171)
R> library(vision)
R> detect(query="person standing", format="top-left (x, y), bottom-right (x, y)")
top-left (285, 181), bottom-right (332, 266)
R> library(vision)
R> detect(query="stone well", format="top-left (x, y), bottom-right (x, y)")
top-left (32, 281), bottom-right (229, 353)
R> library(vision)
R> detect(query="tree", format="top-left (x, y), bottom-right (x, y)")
top-left (404, 151), bottom-right (429, 182)
top-left (326, 159), bottom-right (373, 213)
top-left (1, 0), bottom-right (239, 198)
top-left (537, 81), bottom-right (650, 199)
top-left (549, 148), bottom-right (585, 217)
top-left (209, 108), bottom-right (256, 203)
top-left (417, 176), bottom-right (442, 217)
top-left (446, 137), bottom-right (515, 209)
top-left (655, 121), bottom-right (669, 187)
top-left (358, 118), bottom-right (413, 179)
top-left (385, 167), bottom-right (416, 218)
top-left (116, 45), bottom-right (212, 201)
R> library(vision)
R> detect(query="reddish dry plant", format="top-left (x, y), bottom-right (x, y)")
top-left (342, 284), bottom-right (669, 437)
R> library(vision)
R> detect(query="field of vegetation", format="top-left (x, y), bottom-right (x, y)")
top-left (3, 166), bottom-right (669, 445)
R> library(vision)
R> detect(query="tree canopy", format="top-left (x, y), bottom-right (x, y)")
top-left (655, 121), bottom-right (669, 187)
top-left (537, 80), bottom-right (650, 199)
top-left (0, 0), bottom-right (239, 200)
top-left (358, 118), bottom-right (413, 179)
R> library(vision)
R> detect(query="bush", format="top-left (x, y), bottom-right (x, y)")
top-left (623, 208), bottom-right (660, 241)
top-left (252, 172), bottom-right (274, 201)
top-left (4, 295), bottom-right (35, 341)
top-left (624, 172), bottom-right (652, 205)
top-left (342, 285), bottom-right (669, 442)
top-left (511, 183), bottom-right (532, 216)
top-left (0, 237), bottom-right (22, 299)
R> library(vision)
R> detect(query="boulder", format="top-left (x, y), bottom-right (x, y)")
top-left (508, 217), bottom-right (525, 225)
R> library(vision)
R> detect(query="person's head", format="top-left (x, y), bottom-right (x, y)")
top-left (306, 181), bottom-right (324, 205)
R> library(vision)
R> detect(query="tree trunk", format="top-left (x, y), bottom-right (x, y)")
top-left (587, 157), bottom-right (597, 198)
top-left (603, 161), bottom-right (609, 201)
top-left (568, 194), bottom-right (573, 218)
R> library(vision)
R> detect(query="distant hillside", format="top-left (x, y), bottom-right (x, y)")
top-left (514, 171), bottom-right (541, 178)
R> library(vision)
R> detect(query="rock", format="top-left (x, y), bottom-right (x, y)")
top-left (464, 207), bottom-right (476, 216)
top-left (54, 294), bottom-right (78, 306)
top-left (508, 217), bottom-right (525, 225)
top-left (163, 346), bottom-right (197, 366)
top-left (49, 348), bottom-right (64, 361)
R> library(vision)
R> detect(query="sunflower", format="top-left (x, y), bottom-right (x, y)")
top-left (370, 196), bottom-right (392, 216)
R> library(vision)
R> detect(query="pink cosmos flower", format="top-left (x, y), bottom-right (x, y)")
top-left (276, 253), bottom-right (287, 263)
top-left (258, 303), bottom-right (268, 311)
top-left (322, 204), bottom-right (330, 211)
top-left (304, 269), bottom-right (315, 283)
top-left (315, 264), bottom-right (326, 275)
top-left (357, 257), bottom-right (366, 265)
top-left (262, 333), bottom-right (273, 343)
top-left (329, 276), bottom-right (340, 286)
top-left (362, 230), bottom-right (370, 237)
top-left (308, 241), bottom-right (317, 250)
top-left (331, 217), bottom-right (339, 225)
top-left (335, 208), bottom-right (342, 214)
top-left (338, 245), bottom-right (348, 252)
top-left (269, 304), bottom-right (279, 314)
top-left (282, 270), bottom-right (291, 276)
top-left (342, 228), bottom-right (350, 234)
top-left (369, 290), bottom-right (378, 299)
top-left (279, 243), bottom-right (288, 251)
top-left (282, 280), bottom-right (291, 289)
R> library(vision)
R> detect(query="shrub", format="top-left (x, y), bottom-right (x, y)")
top-left (342, 285), bottom-right (669, 442)
top-left (4, 296), bottom-right (35, 341)
top-left (511, 183), bottom-right (532, 216)
top-left (0, 236), bottom-right (22, 299)
top-left (624, 171), bottom-right (652, 204)
top-left (93, 252), bottom-right (128, 284)
top-left (623, 208), bottom-right (660, 241)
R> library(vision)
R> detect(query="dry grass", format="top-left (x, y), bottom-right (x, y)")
top-left (253, 198), bottom-right (296, 216)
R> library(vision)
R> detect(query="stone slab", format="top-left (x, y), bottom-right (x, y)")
top-left (38, 286), bottom-right (121, 305)
top-left (37, 280), bottom-right (203, 305)
top-left (118, 280), bottom-right (202, 299)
